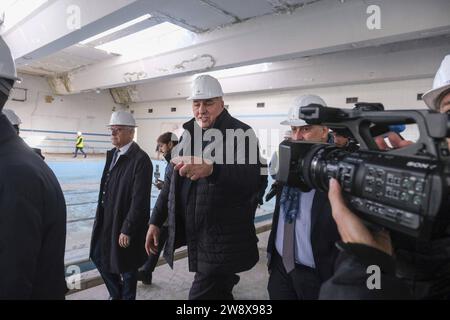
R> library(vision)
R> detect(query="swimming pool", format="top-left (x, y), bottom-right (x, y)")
top-left (47, 158), bottom-right (275, 265)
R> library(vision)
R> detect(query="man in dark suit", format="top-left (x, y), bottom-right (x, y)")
top-left (267, 95), bottom-right (340, 300)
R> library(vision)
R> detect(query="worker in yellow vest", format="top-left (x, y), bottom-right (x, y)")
top-left (74, 131), bottom-right (87, 158)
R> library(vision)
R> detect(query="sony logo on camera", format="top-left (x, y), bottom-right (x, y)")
top-left (406, 161), bottom-right (435, 170)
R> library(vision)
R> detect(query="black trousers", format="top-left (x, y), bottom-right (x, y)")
top-left (98, 269), bottom-right (138, 300)
top-left (92, 240), bottom-right (138, 300)
top-left (140, 226), bottom-right (169, 273)
top-left (189, 272), bottom-right (240, 300)
top-left (267, 251), bottom-right (321, 300)
top-left (74, 147), bottom-right (86, 157)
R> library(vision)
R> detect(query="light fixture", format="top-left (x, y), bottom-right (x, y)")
top-left (80, 14), bottom-right (152, 45)
top-left (95, 22), bottom-right (193, 57)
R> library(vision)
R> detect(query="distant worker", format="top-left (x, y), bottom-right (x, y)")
top-left (73, 131), bottom-right (87, 158)
top-left (0, 36), bottom-right (67, 299)
top-left (138, 132), bottom-right (178, 285)
top-left (2, 108), bottom-right (45, 159)
top-left (90, 110), bottom-right (153, 300)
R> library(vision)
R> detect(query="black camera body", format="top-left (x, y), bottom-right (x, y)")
top-left (277, 105), bottom-right (450, 240)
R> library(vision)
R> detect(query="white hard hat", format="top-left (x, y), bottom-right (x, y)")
top-left (0, 37), bottom-right (20, 82)
top-left (187, 75), bottom-right (223, 100)
top-left (423, 54), bottom-right (450, 110)
top-left (2, 108), bottom-right (22, 125)
top-left (281, 94), bottom-right (326, 126)
top-left (108, 110), bottom-right (137, 127)
top-left (77, 131), bottom-right (82, 136)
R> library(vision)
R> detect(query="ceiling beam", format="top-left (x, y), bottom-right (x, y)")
top-left (3, 0), bottom-right (243, 65)
top-left (64, 0), bottom-right (450, 93)
top-left (3, 0), bottom-right (143, 63)
top-left (128, 37), bottom-right (450, 102)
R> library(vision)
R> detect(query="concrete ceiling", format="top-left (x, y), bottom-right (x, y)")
top-left (10, 0), bottom-right (321, 77)
top-left (18, 45), bottom-right (118, 76)
top-left (2, 0), bottom-right (450, 95)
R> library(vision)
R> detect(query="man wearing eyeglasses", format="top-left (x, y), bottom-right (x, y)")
top-left (423, 54), bottom-right (450, 150)
top-left (146, 75), bottom-right (261, 300)
top-left (266, 95), bottom-right (340, 300)
top-left (90, 110), bottom-right (153, 300)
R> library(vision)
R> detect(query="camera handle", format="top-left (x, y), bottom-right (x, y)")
top-left (300, 106), bottom-right (449, 160)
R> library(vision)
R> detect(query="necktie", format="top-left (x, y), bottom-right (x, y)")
top-left (281, 187), bottom-right (300, 223)
top-left (282, 221), bottom-right (295, 273)
top-left (109, 148), bottom-right (119, 171)
top-left (282, 191), bottom-right (301, 273)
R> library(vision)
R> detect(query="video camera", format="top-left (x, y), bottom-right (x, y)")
top-left (277, 104), bottom-right (450, 241)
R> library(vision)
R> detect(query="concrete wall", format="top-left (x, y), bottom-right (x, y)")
top-left (132, 77), bottom-right (433, 159)
top-left (4, 73), bottom-right (119, 154)
top-left (3, 73), bottom-right (433, 157)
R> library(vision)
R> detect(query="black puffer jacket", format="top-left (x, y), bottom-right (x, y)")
top-left (150, 109), bottom-right (261, 274)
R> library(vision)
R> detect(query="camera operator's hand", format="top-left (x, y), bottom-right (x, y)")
top-left (374, 132), bottom-right (413, 150)
top-left (328, 178), bottom-right (393, 255)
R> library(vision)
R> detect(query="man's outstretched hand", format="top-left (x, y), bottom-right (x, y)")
top-left (172, 156), bottom-right (213, 181)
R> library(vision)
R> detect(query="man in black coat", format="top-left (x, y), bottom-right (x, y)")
top-left (90, 110), bottom-right (152, 300)
top-left (0, 36), bottom-right (67, 299)
top-left (267, 95), bottom-right (340, 300)
top-left (146, 75), bottom-right (261, 300)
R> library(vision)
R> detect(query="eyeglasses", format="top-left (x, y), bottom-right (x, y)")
top-left (109, 127), bottom-right (129, 134)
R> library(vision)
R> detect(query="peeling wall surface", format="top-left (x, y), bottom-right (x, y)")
top-left (3, 73), bottom-right (434, 157)
top-left (132, 78), bottom-right (433, 158)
